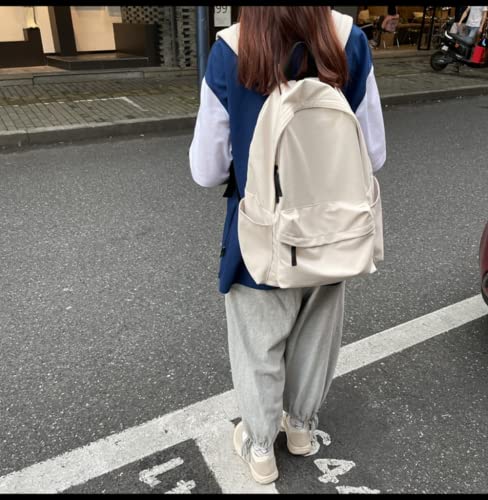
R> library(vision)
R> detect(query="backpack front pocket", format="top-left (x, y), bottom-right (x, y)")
top-left (276, 201), bottom-right (376, 288)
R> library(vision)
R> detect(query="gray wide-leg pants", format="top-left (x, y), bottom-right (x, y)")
top-left (225, 282), bottom-right (345, 450)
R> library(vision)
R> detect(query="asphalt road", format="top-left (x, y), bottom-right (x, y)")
top-left (0, 95), bottom-right (487, 493)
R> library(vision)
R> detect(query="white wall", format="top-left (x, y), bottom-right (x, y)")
top-left (0, 6), bottom-right (55, 53)
top-left (0, 5), bottom-right (122, 54)
top-left (0, 6), bottom-right (26, 42)
top-left (35, 6), bottom-right (55, 54)
top-left (70, 6), bottom-right (122, 52)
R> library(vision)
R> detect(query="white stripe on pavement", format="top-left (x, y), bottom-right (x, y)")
top-left (196, 420), bottom-right (277, 494)
top-left (0, 294), bottom-right (485, 494)
top-left (335, 294), bottom-right (486, 376)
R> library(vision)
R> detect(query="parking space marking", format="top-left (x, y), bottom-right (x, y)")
top-left (315, 458), bottom-right (356, 484)
top-left (335, 294), bottom-right (486, 377)
top-left (139, 458), bottom-right (184, 488)
top-left (0, 294), bottom-right (485, 493)
top-left (196, 420), bottom-right (278, 494)
top-left (336, 485), bottom-right (381, 494)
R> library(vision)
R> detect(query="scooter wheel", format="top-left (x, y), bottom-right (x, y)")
top-left (430, 51), bottom-right (449, 71)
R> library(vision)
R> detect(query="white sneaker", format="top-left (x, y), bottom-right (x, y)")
top-left (280, 413), bottom-right (313, 455)
top-left (233, 421), bottom-right (279, 484)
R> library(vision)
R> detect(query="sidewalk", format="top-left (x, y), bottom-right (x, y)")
top-left (373, 50), bottom-right (488, 103)
top-left (1, 51), bottom-right (488, 149)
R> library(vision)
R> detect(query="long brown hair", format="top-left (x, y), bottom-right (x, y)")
top-left (237, 6), bottom-right (348, 95)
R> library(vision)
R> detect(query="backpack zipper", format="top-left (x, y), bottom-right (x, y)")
top-left (274, 165), bottom-right (295, 266)
top-left (274, 165), bottom-right (283, 204)
top-left (291, 246), bottom-right (297, 266)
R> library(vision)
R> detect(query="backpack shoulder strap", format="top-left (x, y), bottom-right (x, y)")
top-left (216, 10), bottom-right (353, 56)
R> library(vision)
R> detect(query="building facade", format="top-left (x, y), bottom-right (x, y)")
top-left (0, 6), bottom-right (453, 72)
top-left (0, 6), bottom-right (197, 71)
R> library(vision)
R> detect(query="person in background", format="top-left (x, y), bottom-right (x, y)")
top-left (369, 5), bottom-right (399, 48)
top-left (189, 6), bottom-right (386, 485)
top-left (458, 6), bottom-right (488, 41)
top-left (381, 5), bottom-right (400, 33)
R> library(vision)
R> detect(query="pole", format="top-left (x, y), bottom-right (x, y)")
top-left (418, 5), bottom-right (427, 50)
top-left (427, 6), bottom-right (436, 50)
top-left (196, 6), bottom-right (209, 87)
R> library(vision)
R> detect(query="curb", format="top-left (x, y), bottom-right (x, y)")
top-left (381, 85), bottom-right (488, 105)
top-left (373, 49), bottom-right (436, 60)
top-left (0, 115), bottom-right (197, 150)
top-left (1, 85), bottom-right (488, 150)
top-left (0, 67), bottom-right (198, 87)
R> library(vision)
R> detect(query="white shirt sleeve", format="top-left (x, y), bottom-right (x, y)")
top-left (355, 66), bottom-right (386, 173)
top-left (189, 77), bottom-right (232, 188)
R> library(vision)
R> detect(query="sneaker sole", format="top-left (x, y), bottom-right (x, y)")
top-left (286, 441), bottom-right (312, 455)
top-left (233, 424), bottom-right (279, 485)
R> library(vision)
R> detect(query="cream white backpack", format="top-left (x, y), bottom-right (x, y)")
top-left (217, 11), bottom-right (384, 288)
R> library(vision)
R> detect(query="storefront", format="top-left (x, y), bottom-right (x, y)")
top-left (355, 6), bottom-right (456, 51)
top-left (0, 6), bottom-right (159, 70)
top-left (0, 6), bottom-right (454, 73)
top-left (204, 6), bottom-right (456, 52)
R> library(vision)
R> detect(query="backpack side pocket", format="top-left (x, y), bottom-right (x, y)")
top-left (238, 194), bottom-right (274, 285)
top-left (371, 176), bottom-right (384, 263)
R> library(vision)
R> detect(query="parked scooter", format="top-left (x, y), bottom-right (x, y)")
top-left (430, 20), bottom-right (488, 71)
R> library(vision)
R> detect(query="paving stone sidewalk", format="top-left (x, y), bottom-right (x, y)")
top-left (1, 54), bottom-right (488, 147)
top-left (0, 78), bottom-right (197, 133)
top-left (374, 55), bottom-right (488, 100)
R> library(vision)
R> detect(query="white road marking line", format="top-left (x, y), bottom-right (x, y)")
top-left (196, 420), bottom-right (277, 494)
top-left (315, 458), bottom-right (356, 484)
top-left (74, 96), bottom-right (148, 111)
top-left (306, 430), bottom-right (332, 456)
top-left (139, 457), bottom-right (183, 487)
top-left (0, 390), bottom-right (238, 493)
top-left (335, 294), bottom-right (486, 377)
top-left (165, 479), bottom-right (195, 494)
top-left (336, 485), bottom-right (381, 494)
top-left (23, 97), bottom-right (147, 111)
top-left (0, 294), bottom-right (485, 493)
top-left (118, 96), bottom-right (148, 111)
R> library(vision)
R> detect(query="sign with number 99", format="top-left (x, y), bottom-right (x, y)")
top-left (214, 6), bottom-right (231, 27)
